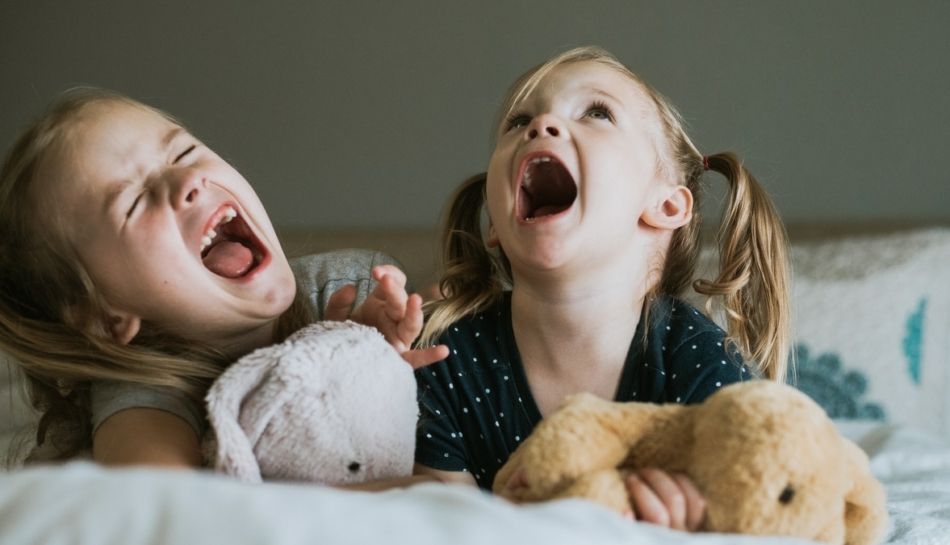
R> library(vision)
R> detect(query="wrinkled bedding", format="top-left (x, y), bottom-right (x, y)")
top-left (0, 422), bottom-right (946, 545)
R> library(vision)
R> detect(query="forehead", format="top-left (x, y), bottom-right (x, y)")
top-left (39, 101), bottom-right (179, 186)
top-left (63, 101), bottom-right (178, 156)
top-left (516, 61), bottom-right (650, 108)
top-left (31, 101), bottom-right (181, 225)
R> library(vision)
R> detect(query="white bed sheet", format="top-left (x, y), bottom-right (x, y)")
top-left (0, 421), bottom-right (946, 545)
top-left (0, 467), bottom-right (814, 545)
top-left (838, 422), bottom-right (950, 544)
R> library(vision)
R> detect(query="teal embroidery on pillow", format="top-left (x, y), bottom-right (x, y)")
top-left (788, 344), bottom-right (885, 420)
top-left (902, 298), bottom-right (926, 385)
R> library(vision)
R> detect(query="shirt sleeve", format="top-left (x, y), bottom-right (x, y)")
top-left (414, 361), bottom-right (472, 473)
top-left (290, 250), bottom-right (404, 320)
top-left (90, 381), bottom-right (205, 437)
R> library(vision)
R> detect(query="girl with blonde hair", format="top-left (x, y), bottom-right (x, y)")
top-left (414, 46), bottom-right (790, 529)
top-left (0, 89), bottom-right (446, 485)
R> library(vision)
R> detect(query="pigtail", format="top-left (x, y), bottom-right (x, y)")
top-left (418, 173), bottom-right (507, 347)
top-left (693, 152), bottom-right (791, 381)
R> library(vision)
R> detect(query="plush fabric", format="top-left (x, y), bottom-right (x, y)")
top-left (205, 320), bottom-right (418, 485)
top-left (493, 381), bottom-right (889, 545)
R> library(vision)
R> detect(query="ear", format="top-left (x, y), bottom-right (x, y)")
top-left (63, 304), bottom-right (141, 344)
top-left (106, 311), bottom-right (142, 345)
top-left (641, 185), bottom-right (693, 230)
top-left (487, 217), bottom-right (500, 248)
top-left (841, 439), bottom-right (889, 545)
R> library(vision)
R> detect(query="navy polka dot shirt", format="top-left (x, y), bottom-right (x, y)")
top-left (414, 292), bottom-right (749, 491)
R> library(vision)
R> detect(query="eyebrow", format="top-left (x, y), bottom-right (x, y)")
top-left (162, 127), bottom-right (186, 149)
top-left (103, 179), bottom-right (133, 215)
top-left (580, 87), bottom-right (623, 104)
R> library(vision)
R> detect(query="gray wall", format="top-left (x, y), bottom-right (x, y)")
top-left (2, 1), bottom-right (948, 230)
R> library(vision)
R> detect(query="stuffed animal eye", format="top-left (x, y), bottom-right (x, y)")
top-left (778, 485), bottom-right (795, 504)
top-left (348, 462), bottom-right (361, 473)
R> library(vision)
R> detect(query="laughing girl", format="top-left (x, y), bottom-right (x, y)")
top-left (414, 46), bottom-right (791, 529)
top-left (0, 89), bottom-right (446, 487)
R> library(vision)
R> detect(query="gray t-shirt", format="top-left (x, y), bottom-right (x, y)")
top-left (90, 250), bottom-right (402, 437)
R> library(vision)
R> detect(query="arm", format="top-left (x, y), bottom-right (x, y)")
top-left (413, 463), bottom-right (479, 487)
top-left (337, 472), bottom-right (444, 492)
top-left (92, 408), bottom-right (201, 468)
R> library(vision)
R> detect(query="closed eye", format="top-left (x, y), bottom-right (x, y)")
top-left (174, 144), bottom-right (196, 164)
top-left (126, 192), bottom-right (145, 218)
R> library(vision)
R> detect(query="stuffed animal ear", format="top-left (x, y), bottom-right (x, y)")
top-left (840, 438), bottom-right (889, 545)
top-left (206, 348), bottom-right (294, 483)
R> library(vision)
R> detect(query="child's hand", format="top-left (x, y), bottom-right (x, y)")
top-left (497, 465), bottom-right (704, 532)
top-left (623, 468), bottom-right (706, 532)
top-left (325, 265), bottom-right (448, 370)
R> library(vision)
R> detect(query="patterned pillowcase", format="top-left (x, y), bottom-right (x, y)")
top-left (788, 228), bottom-right (950, 437)
top-left (691, 228), bottom-right (950, 436)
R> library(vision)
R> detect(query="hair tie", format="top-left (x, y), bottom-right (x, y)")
top-left (703, 156), bottom-right (710, 171)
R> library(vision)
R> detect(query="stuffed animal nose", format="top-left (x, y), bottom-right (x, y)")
top-left (779, 485), bottom-right (795, 504)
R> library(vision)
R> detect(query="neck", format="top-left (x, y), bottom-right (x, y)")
top-left (509, 261), bottom-right (652, 413)
top-left (213, 320), bottom-right (279, 360)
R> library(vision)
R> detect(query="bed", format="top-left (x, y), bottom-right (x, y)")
top-left (1, 223), bottom-right (949, 545)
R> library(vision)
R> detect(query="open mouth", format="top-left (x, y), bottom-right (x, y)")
top-left (199, 206), bottom-right (266, 279)
top-left (518, 155), bottom-right (577, 221)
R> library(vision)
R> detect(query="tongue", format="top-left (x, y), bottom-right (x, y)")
top-left (533, 205), bottom-right (566, 218)
top-left (202, 241), bottom-right (254, 278)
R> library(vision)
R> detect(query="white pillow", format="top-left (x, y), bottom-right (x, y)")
top-left (789, 228), bottom-right (950, 437)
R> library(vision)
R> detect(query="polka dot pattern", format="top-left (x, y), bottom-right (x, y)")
top-left (414, 293), bottom-right (748, 491)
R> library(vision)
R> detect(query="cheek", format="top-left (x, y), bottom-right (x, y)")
top-left (484, 175), bottom-right (508, 226)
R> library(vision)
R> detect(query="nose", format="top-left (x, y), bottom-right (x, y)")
top-left (525, 113), bottom-right (564, 140)
top-left (166, 167), bottom-right (205, 210)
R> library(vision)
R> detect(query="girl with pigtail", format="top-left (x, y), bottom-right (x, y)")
top-left (413, 46), bottom-right (790, 531)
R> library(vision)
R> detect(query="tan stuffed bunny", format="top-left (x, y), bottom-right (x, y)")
top-left (493, 381), bottom-right (888, 545)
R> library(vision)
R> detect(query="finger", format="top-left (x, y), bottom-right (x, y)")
top-left (378, 274), bottom-right (409, 322)
top-left (625, 474), bottom-right (670, 528)
top-left (382, 274), bottom-right (409, 322)
top-left (671, 473), bottom-right (706, 532)
top-left (395, 294), bottom-right (424, 346)
top-left (400, 345), bottom-right (449, 370)
top-left (372, 265), bottom-right (407, 287)
top-left (324, 284), bottom-right (357, 321)
top-left (637, 468), bottom-right (687, 531)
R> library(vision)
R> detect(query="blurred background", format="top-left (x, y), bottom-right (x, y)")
top-left (2, 1), bottom-right (948, 234)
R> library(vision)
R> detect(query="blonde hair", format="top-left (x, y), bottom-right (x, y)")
top-left (421, 46), bottom-right (790, 382)
top-left (0, 88), bottom-right (313, 460)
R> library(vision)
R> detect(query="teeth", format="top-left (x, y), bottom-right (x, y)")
top-left (522, 170), bottom-right (532, 188)
top-left (200, 207), bottom-right (237, 253)
top-left (530, 157), bottom-right (541, 164)
top-left (540, 156), bottom-right (550, 162)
